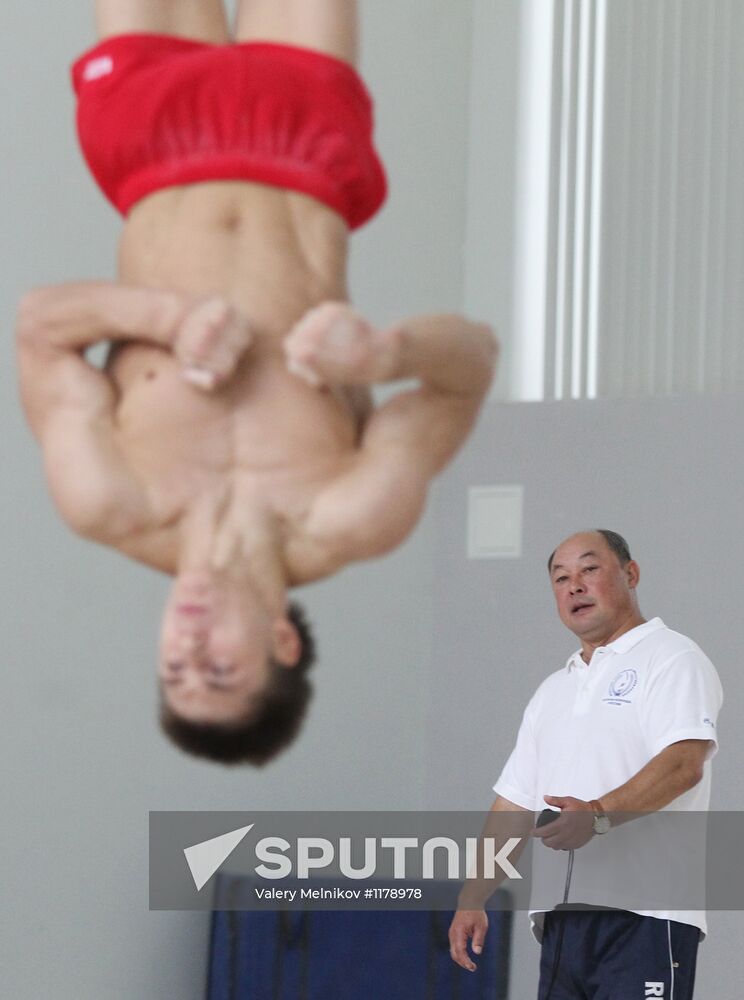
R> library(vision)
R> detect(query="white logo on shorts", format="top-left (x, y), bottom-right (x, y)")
top-left (645, 984), bottom-right (664, 997)
top-left (83, 55), bottom-right (114, 81)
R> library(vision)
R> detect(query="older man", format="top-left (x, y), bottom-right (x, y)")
top-left (449, 529), bottom-right (722, 1000)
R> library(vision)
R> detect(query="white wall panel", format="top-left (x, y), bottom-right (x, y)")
top-left (511, 0), bottom-right (744, 399)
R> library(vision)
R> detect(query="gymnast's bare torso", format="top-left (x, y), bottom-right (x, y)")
top-left (106, 181), bottom-right (365, 581)
top-left (16, 1), bottom-right (496, 761)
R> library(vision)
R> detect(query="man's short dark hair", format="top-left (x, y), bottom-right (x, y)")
top-left (159, 602), bottom-right (316, 766)
top-left (547, 529), bottom-right (632, 572)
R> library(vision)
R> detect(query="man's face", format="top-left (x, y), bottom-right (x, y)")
top-left (549, 532), bottom-right (640, 645)
top-left (158, 572), bottom-right (274, 726)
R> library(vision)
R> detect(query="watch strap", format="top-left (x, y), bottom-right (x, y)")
top-left (590, 799), bottom-right (611, 834)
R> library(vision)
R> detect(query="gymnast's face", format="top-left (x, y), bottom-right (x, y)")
top-left (549, 531), bottom-right (640, 645)
top-left (158, 572), bottom-right (298, 724)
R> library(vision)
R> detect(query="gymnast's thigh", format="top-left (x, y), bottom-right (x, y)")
top-left (234, 0), bottom-right (358, 66)
top-left (93, 0), bottom-right (229, 44)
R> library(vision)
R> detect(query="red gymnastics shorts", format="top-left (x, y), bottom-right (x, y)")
top-left (71, 34), bottom-right (387, 229)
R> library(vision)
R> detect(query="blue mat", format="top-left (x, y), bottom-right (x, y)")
top-left (206, 885), bottom-right (511, 999)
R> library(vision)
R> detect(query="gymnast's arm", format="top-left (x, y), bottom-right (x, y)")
top-left (292, 310), bottom-right (497, 564)
top-left (16, 282), bottom-right (187, 538)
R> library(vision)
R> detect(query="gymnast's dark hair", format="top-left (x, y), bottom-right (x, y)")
top-left (159, 602), bottom-right (316, 766)
top-left (547, 529), bottom-right (632, 572)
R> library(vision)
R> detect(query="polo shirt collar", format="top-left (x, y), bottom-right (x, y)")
top-left (565, 617), bottom-right (665, 670)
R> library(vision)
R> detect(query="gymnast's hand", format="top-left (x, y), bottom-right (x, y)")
top-left (283, 301), bottom-right (403, 387)
top-left (173, 296), bottom-right (254, 390)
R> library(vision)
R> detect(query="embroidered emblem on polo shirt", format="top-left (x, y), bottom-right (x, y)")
top-left (602, 667), bottom-right (638, 705)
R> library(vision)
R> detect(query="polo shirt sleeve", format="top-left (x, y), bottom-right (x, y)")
top-left (492, 698), bottom-right (539, 810)
top-left (639, 647), bottom-right (723, 760)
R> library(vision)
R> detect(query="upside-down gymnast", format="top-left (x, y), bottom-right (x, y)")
top-left (17, 0), bottom-right (496, 765)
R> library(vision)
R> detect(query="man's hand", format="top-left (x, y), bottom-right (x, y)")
top-left (448, 909), bottom-right (488, 972)
top-left (531, 796), bottom-right (595, 850)
top-left (283, 301), bottom-right (402, 387)
top-left (173, 297), bottom-right (254, 390)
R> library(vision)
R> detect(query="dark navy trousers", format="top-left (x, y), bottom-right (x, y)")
top-left (536, 910), bottom-right (699, 1000)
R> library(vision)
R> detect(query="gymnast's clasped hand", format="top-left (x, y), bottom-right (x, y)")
top-left (283, 302), bottom-right (407, 389)
top-left (174, 296), bottom-right (255, 390)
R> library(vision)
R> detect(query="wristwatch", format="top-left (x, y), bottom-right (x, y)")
top-left (590, 799), bottom-right (611, 835)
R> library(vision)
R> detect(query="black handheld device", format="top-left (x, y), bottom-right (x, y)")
top-left (536, 807), bottom-right (561, 828)
top-left (535, 805), bottom-right (573, 1000)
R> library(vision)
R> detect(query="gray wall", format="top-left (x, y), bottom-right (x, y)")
top-left (1, 2), bottom-right (472, 998)
top-left (463, 0), bottom-right (521, 401)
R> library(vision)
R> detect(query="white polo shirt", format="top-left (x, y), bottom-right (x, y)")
top-left (492, 618), bottom-right (723, 939)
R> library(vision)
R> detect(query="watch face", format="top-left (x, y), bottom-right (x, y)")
top-left (593, 814), bottom-right (611, 835)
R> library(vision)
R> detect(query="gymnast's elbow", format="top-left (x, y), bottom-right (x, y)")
top-left (16, 287), bottom-right (60, 350)
top-left (479, 322), bottom-right (500, 366)
top-left (470, 324), bottom-right (500, 397)
top-left (49, 489), bottom-right (109, 540)
top-left (17, 287), bottom-right (51, 324)
top-left (16, 290), bottom-right (43, 346)
top-left (58, 500), bottom-right (140, 546)
top-left (45, 471), bottom-right (138, 544)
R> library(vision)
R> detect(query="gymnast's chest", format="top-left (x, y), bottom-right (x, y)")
top-left (108, 345), bottom-right (357, 487)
